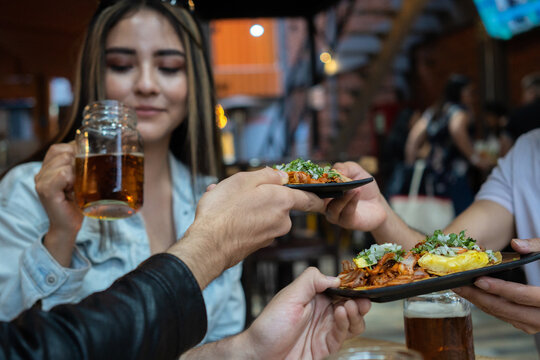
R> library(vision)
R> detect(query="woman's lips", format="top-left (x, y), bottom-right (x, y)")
top-left (135, 107), bottom-right (165, 117)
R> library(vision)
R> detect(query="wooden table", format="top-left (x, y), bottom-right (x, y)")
top-left (340, 337), bottom-right (501, 360)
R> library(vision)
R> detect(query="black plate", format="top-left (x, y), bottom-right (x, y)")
top-left (285, 177), bottom-right (374, 198)
top-left (325, 252), bottom-right (540, 302)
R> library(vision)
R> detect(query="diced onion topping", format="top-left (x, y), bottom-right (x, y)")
top-left (485, 249), bottom-right (498, 262)
top-left (355, 243), bottom-right (404, 266)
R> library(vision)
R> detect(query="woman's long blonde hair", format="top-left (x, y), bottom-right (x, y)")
top-left (59, 0), bottom-right (221, 186)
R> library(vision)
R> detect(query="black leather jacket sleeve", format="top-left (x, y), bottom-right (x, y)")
top-left (0, 253), bottom-right (207, 360)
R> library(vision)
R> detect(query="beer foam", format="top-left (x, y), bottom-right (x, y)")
top-left (404, 301), bottom-right (469, 318)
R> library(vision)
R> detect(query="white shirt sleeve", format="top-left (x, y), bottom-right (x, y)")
top-left (475, 142), bottom-right (515, 215)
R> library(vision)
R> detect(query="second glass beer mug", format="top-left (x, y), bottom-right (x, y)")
top-left (74, 100), bottom-right (143, 220)
top-left (403, 290), bottom-right (475, 360)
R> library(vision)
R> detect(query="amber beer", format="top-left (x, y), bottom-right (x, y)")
top-left (404, 300), bottom-right (475, 360)
top-left (74, 153), bottom-right (144, 219)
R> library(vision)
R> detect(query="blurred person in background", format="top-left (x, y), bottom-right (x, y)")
top-left (500, 72), bottom-right (540, 155)
top-left (404, 74), bottom-right (494, 215)
top-left (0, 0), bottom-right (245, 347)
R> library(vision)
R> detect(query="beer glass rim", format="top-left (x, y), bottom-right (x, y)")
top-left (404, 290), bottom-right (459, 301)
top-left (83, 100), bottom-right (137, 126)
top-left (403, 289), bottom-right (471, 318)
top-left (326, 345), bottom-right (423, 359)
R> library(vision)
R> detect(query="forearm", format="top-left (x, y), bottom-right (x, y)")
top-left (167, 223), bottom-right (228, 290)
top-left (43, 228), bottom-right (78, 267)
top-left (454, 135), bottom-right (475, 162)
top-left (371, 195), bottom-right (424, 250)
top-left (181, 332), bottom-right (253, 360)
top-left (0, 254), bottom-right (207, 360)
top-left (404, 138), bottom-right (420, 165)
top-left (443, 200), bottom-right (514, 251)
top-left (449, 113), bottom-right (475, 162)
top-left (404, 117), bottom-right (428, 165)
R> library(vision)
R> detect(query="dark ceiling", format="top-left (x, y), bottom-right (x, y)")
top-left (194, 0), bottom-right (340, 19)
top-left (0, 0), bottom-right (341, 78)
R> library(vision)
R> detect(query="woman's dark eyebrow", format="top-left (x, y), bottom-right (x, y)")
top-left (105, 47), bottom-right (135, 55)
top-left (155, 49), bottom-right (186, 57)
top-left (104, 48), bottom-right (185, 57)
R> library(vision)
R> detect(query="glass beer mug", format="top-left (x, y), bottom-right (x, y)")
top-left (403, 290), bottom-right (475, 360)
top-left (74, 100), bottom-right (143, 220)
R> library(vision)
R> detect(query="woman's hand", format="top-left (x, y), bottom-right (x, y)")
top-left (454, 238), bottom-right (540, 334)
top-left (35, 142), bottom-right (83, 267)
top-left (325, 162), bottom-right (387, 231)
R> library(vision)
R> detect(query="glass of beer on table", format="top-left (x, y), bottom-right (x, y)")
top-left (74, 100), bottom-right (143, 220)
top-left (403, 290), bottom-right (474, 360)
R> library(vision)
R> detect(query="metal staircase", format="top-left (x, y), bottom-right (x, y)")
top-left (281, 0), bottom-right (472, 159)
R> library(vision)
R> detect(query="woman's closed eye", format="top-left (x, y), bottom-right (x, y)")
top-left (159, 66), bottom-right (183, 74)
top-left (108, 64), bottom-right (133, 73)
top-left (157, 58), bottom-right (185, 75)
top-left (106, 53), bottom-right (134, 73)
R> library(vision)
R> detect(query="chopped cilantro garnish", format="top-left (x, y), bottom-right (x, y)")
top-left (273, 158), bottom-right (338, 179)
top-left (355, 243), bottom-right (405, 266)
top-left (412, 230), bottom-right (481, 255)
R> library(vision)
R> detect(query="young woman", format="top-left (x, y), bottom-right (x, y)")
top-left (0, 0), bottom-right (244, 344)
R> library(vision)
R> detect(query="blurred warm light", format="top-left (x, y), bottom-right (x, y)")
top-left (221, 131), bottom-right (235, 164)
top-left (215, 104), bottom-right (228, 129)
top-left (319, 52), bottom-right (332, 64)
top-left (249, 24), bottom-right (264, 37)
top-left (324, 58), bottom-right (339, 75)
top-left (359, 156), bottom-right (378, 175)
top-left (306, 213), bottom-right (318, 236)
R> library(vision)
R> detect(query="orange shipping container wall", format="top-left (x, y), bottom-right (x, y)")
top-left (211, 19), bottom-right (282, 98)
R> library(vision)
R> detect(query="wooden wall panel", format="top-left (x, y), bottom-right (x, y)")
top-left (0, 0), bottom-right (94, 78)
top-left (211, 19), bottom-right (282, 98)
top-left (411, 25), bottom-right (481, 111)
top-left (215, 72), bottom-right (281, 98)
top-left (212, 19), bottom-right (277, 64)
